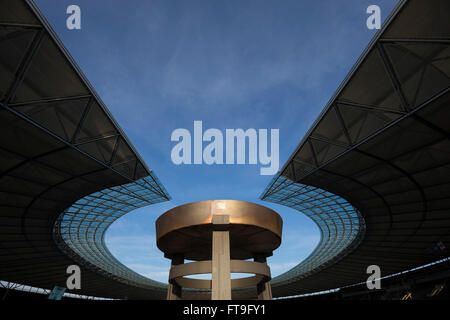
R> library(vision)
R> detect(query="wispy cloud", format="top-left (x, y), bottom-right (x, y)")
top-left (269, 261), bottom-right (299, 272)
top-left (105, 234), bottom-right (164, 262)
top-left (282, 234), bottom-right (320, 250)
top-left (105, 234), bottom-right (171, 282)
top-left (36, 0), bottom-right (398, 284)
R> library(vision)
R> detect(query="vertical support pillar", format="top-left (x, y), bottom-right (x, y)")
top-left (166, 283), bottom-right (176, 300)
top-left (255, 255), bottom-right (272, 300)
top-left (211, 214), bottom-right (231, 300)
top-left (257, 281), bottom-right (272, 300)
top-left (167, 254), bottom-right (184, 300)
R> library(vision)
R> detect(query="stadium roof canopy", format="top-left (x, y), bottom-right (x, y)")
top-left (1, 0), bottom-right (449, 300)
top-left (0, 0), bottom-right (171, 299)
top-left (261, 0), bottom-right (450, 298)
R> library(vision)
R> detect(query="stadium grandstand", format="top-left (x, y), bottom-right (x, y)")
top-left (1, 0), bottom-right (450, 300)
top-left (0, 0), bottom-right (171, 300)
top-left (261, 0), bottom-right (450, 300)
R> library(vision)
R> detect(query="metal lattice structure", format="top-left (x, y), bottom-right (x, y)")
top-left (0, 0), bottom-right (170, 299)
top-left (53, 174), bottom-right (169, 290)
top-left (0, 280), bottom-right (113, 300)
top-left (261, 174), bottom-right (365, 285)
top-left (259, 0), bottom-right (450, 298)
top-left (1, 0), bottom-right (450, 300)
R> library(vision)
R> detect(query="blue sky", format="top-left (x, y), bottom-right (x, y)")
top-left (36, 0), bottom-right (398, 283)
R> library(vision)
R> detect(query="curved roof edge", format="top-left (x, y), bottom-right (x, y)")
top-left (23, 0), bottom-right (153, 176)
top-left (261, 174), bottom-right (366, 286)
top-left (260, 0), bottom-right (450, 297)
top-left (53, 173), bottom-right (170, 291)
top-left (0, 0), bottom-right (173, 299)
top-left (277, 0), bottom-right (409, 176)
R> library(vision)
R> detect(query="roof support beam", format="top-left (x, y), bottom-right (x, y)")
top-left (379, 38), bottom-right (450, 44)
top-left (8, 94), bottom-right (92, 107)
top-left (336, 100), bottom-right (406, 115)
top-left (70, 97), bottom-right (94, 143)
top-left (4, 28), bottom-right (44, 104)
top-left (282, 88), bottom-right (450, 183)
top-left (0, 22), bottom-right (42, 29)
top-left (377, 43), bottom-right (411, 112)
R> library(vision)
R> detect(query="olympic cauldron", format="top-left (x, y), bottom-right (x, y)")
top-left (155, 200), bottom-right (283, 300)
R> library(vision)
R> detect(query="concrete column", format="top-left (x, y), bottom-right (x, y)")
top-left (211, 214), bottom-right (231, 300)
top-left (257, 281), bottom-right (272, 300)
top-left (255, 255), bottom-right (272, 300)
top-left (167, 254), bottom-right (184, 300)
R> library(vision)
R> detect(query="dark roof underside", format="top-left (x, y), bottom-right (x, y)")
top-left (261, 0), bottom-right (450, 297)
top-left (1, 0), bottom-right (450, 300)
top-left (0, 0), bottom-right (169, 299)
